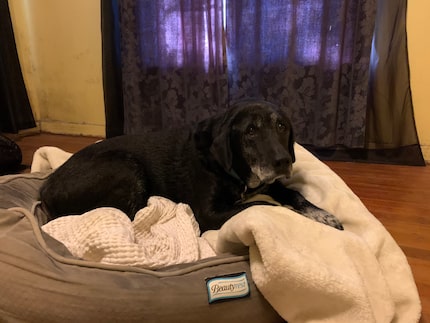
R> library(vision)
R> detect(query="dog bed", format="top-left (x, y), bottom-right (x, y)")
top-left (0, 144), bottom-right (421, 322)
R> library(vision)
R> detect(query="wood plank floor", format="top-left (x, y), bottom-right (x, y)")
top-left (9, 133), bottom-right (430, 322)
top-left (324, 161), bottom-right (430, 323)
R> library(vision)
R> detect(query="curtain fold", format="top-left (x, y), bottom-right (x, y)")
top-left (308, 0), bottom-right (425, 165)
top-left (101, 0), bottom-right (424, 165)
top-left (367, 0), bottom-right (416, 149)
top-left (225, 0), bottom-right (376, 148)
top-left (117, 0), bottom-right (228, 134)
top-left (101, 0), bottom-right (124, 138)
top-left (0, 0), bottom-right (35, 134)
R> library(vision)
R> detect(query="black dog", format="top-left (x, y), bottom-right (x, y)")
top-left (39, 100), bottom-right (343, 232)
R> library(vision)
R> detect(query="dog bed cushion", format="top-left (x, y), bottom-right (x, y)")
top-left (0, 185), bottom-right (280, 322)
top-left (0, 144), bottom-right (422, 322)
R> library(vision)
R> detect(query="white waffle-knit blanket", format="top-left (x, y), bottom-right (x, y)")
top-left (42, 196), bottom-right (216, 269)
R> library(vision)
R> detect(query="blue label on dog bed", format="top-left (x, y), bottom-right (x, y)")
top-left (206, 272), bottom-right (250, 303)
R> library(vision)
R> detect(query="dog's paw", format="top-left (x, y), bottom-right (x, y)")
top-left (322, 212), bottom-right (344, 230)
top-left (299, 207), bottom-right (344, 230)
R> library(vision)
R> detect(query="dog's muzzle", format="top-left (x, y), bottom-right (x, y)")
top-left (249, 162), bottom-right (292, 187)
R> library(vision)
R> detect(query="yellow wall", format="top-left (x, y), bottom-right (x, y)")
top-left (408, 2), bottom-right (430, 161)
top-left (8, 1), bottom-right (430, 160)
top-left (9, 0), bottom-right (105, 137)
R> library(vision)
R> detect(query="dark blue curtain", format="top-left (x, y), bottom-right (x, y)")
top-left (226, 0), bottom-right (374, 148)
top-left (102, 0), bottom-right (424, 165)
top-left (114, 0), bottom-right (228, 134)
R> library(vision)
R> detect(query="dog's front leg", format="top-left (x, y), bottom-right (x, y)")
top-left (266, 182), bottom-right (344, 230)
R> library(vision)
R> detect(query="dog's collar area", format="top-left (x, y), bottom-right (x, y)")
top-left (235, 185), bottom-right (249, 205)
top-left (228, 168), bottom-right (244, 183)
top-left (240, 185), bottom-right (249, 202)
top-left (237, 183), bottom-right (268, 204)
top-left (228, 168), bottom-right (262, 188)
top-left (227, 168), bottom-right (270, 204)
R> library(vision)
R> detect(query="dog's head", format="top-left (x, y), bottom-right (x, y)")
top-left (195, 100), bottom-right (295, 188)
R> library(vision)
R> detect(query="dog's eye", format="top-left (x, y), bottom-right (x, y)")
top-left (277, 122), bottom-right (287, 132)
top-left (246, 125), bottom-right (257, 136)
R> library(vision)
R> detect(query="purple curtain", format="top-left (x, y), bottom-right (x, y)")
top-left (119, 0), bottom-right (227, 134)
top-left (102, 0), bottom-right (424, 165)
top-left (226, 0), bottom-right (375, 148)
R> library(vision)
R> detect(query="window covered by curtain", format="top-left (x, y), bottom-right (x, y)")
top-left (117, 0), bottom-right (227, 134)
top-left (226, 0), bottom-right (375, 148)
top-left (102, 0), bottom-right (424, 165)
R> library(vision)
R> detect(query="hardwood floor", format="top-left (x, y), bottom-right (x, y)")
top-left (325, 161), bottom-right (430, 323)
top-left (9, 133), bottom-right (430, 322)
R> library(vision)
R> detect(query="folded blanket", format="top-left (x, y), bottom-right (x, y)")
top-left (33, 145), bottom-right (421, 322)
top-left (42, 196), bottom-right (216, 269)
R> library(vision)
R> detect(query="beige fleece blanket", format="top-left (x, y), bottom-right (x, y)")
top-left (32, 145), bottom-right (421, 322)
top-left (211, 146), bottom-right (421, 323)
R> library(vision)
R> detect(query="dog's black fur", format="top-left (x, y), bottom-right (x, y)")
top-left (39, 100), bottom-right (343, 232)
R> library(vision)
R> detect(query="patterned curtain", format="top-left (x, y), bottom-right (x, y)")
top-left (118, 0), bottom-right (227, 134)
top-left (102, 0), bottom-right (424, 165)
top-left (226, 0), bottom-right (375, 148)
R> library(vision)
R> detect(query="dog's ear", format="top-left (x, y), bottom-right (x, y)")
top-left (194, 118), bottom-right (213, 150)
top-left (288, 124), bottom-right (296, 163)
top-left (278, 106), bottom-right (296, 164)
top-left (210, 126), bottom-right (232, 171)
top-left (194, 114), bottom-right (233, 172)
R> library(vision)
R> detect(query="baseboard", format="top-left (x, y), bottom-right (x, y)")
top-left (39, 120), bottom-right (105, 137)
top-left (420, 144), bottom-right (430, 164)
